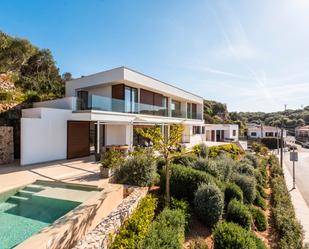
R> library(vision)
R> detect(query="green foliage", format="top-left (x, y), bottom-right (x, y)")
top-left (194, 155), bottom-right (234, 181)
top-left (224, 182), bottom-right (243, 206)
top-left (192, 143), bottom-right (209, 158)
top-left (208, 144), bottom-right (242, 159)
top-left (110, 195), bottom-right (158, 249)
top-left (23, 90), bottom-right (41, 103)
top-left (226, 199), bottom-right (252, 230)
top-left (115, 152), bottom-right (157, 187)
top-left (249, 206), bottom-right (267, 231)
top-left (0, 91), bottom-right (13, 101)
top-left (252, 142), bottom-right (269, 156)
top-left (170, 197), bottom-right (191, 229)
top-left (160, 164), bottom-right (219, 202)
top-left (188, 237), bottom-right (209, 249)
top-left (101, 149), bottom-right (124, 169)
top-left (269, 155), bottom-right (303, 249)
top-left (172, 153), bottom-right (197, 166)
top-left (194, 183), bottom-right (224, 227)
top-left (235, 158), bottom-right (255, 176)
top-left (213, 222), bottom-right (266, 249)
top-left (254, 191), bottom-right (266, 210)
top-left (242, 153), bottom-right (259, 168)
top-left (143, 208), bottom-right (186, 249)
top-left (233, 174), bottom-right (256, 204)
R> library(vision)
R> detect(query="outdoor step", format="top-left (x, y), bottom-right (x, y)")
top-left (16, 190), bottom-right (34, 198)
top-left (7, 195), bottom-right (29, 204)
top-left (23, 185), bottom-right (45, 193)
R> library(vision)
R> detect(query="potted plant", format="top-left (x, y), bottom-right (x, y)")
top-left (100, 148), bottom-right (124, 178)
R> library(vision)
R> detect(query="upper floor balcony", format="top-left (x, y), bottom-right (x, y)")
top-left (76, 94), bottom-right (202, 120)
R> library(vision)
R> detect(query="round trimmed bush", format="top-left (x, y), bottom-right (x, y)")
top-left (236, 159), bottom-right (255, 176)
top-left (224, 182), bottom-right (243, 206)
top-left (194, 183), bottom-right (224, 227)
top-left (233, 175), bottom-right (256, 204)
top-left (213, 222), bottom-right (257, 249)
top-left (250, 206), bottom-right (267, 231)
top-left (115, 153), bottom-right (156, 186)
top-left (226, 199), bottom-right (252, 230)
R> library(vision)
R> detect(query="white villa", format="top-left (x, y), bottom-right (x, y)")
top-left (21, 67), bottom-right (207, 165)
top-left (204, 124), bottom-right (239, 142)
top-left (247, 125), bottom-right (287, 139)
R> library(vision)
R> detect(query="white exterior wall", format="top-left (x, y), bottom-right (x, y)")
top-left (21, 108), bottom-right (72, 165)
top-left (105, 124), bottom-right (131, 146)
top-left (34, 97), bottom-right (77, 110)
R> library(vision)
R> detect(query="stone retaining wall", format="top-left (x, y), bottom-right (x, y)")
top-left (73, 186), bottom-right (148, 249)
top-left (0, 126), bottom-right (14, 164)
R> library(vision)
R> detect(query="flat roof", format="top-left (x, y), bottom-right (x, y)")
top-left (67, 66), bottom-right (204, 101)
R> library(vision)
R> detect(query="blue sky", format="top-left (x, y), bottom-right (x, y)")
top-left (1, 0), bottom-right (309, 112)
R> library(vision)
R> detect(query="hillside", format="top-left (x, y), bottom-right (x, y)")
top-left (0, 31), bottom-right (69, 157)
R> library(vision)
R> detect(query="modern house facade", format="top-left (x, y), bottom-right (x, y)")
top-left (204, 124), bottom-right (239, 142)
top-left (247, 125), bottom-right (287, 139)
top-left (21, 67), bottom-right (205, 165)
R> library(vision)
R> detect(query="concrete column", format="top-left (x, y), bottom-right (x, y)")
top-left (168, 97), bottom-right (172, 117)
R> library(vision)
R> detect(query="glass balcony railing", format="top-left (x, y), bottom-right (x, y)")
top-left (76, 94), bottom-right (202, 120)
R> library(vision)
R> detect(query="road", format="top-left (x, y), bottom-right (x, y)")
top-left (283, 145), bottom-right (309, 207)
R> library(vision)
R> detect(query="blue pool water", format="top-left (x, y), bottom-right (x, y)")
top-left (0, 182), bottom-right (85, 249)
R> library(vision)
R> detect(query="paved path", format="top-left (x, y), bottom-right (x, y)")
top-left (0, 156), bottom-right (108, 193)
top-left (282, 147), bottom-right (309, 243)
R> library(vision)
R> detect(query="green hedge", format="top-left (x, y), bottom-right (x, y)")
top-left (213, 222), bottom-right (266, 249)
top-left (143, 208), bottom-right (186, 249)
top-left (226, 199), bottom-right (252, 230)
top-left (269, 155), bottom-right (303, 249)
top-left (110, 195), bottom-right (158, 249)
top-left (224, 182), bottom-right (243, 206)
top-left (160, 164), bottom-right (222, 202)
top-left (233, 174), bottom-right (256, 204)
top-left (249, 206), bottom-right (267, 232)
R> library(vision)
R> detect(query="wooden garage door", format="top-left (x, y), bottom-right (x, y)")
top-left (67, 121), bottom-right (90, 159)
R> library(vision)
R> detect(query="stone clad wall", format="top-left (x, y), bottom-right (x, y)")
top-left (0, 126), bottom-right (14, 164)
top-left (72, 187), bottom-right (148, 249)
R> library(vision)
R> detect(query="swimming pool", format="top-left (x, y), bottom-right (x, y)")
top-left (0, 180), bottom-right (100, 249)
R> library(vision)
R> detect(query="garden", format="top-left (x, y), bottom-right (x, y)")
top-left (101, 125), bottom-right (305, 249)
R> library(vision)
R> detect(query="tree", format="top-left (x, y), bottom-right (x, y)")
top-left (136, 124), bottom-right (184, 207)
top-left (62, 72), bottom-right (73, 82)
top-left (16, 49), bottom-right (64, 96)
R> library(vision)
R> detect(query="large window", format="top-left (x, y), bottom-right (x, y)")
top-left (124, 86), bottom-right (138, 113)
top-left (251, 132), bottom-right (257, 136)
top-left (172, 100), bottom-right (181, 117)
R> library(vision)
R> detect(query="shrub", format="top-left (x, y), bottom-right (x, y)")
top-left (110, 195), bottom-right (158, 249)
top-left (24, 90), bottom-right (41, 103)
top-left (101, 149), bottom-right (124, 169)
top-left (213, 222), bottom-right (262, 249)
top-left (194, 155), bottom-right (234, 181)
top-left (236, 159), bottom-right (255, 176)
top-left (226, 199), bottom-right (252, 230)
top-left (172, 153), bottom-right (197, 166)
top-left (170, 197), bottom-right (191, 229)
top-left (143, 208), bottom-right (185, 249)
top-left (160, 164), bottom-right (219, 202)
top-left (0, 91), bottom-right (13, 101)
top-left (254, 236), bottom-right (267, 249)
top-left (194, 183), bottom-right (224, 227)
top-left (192, 143), bottom-right (209, 158)
top-left (257, 184), bottom-right (268, 199)
top-left (156, 157), bottom-right (166, 169)
top-left (209, 144), bottom-right (242, 159)
top-left (188, 237), bottom-right (209, 249)
top-left (269, 155), bottom-right (303, 249)
top-left (115, 153), bottom-right (157, 187)
top-left (254, 191), bottom-right (266, 210)
top-left (242, 153), bottom-right (259, 168)
top-left (224, 182), bottom-right (243, 206)
top-left (233, 175), bottom-right (256, 204)
top-left (249, 206), bottom-right (267, 231)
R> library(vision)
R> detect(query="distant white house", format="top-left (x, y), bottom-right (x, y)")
top-left (205, 124), bottom-right (239, 142)
top-left (247, 125), bottom-right (286, 139)
top-left (295, 125), bottom-right (309, 141)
